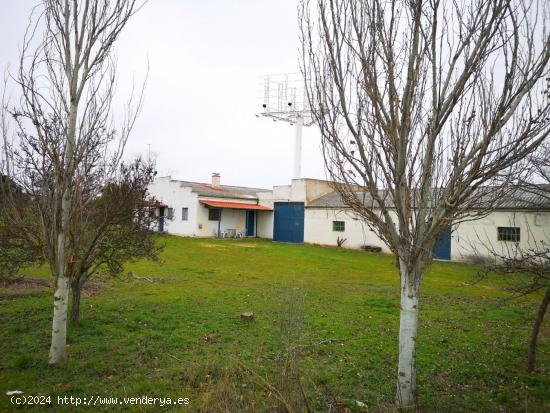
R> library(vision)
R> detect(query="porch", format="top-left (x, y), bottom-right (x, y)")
top-left (199, 200), bottom-right (272, 238)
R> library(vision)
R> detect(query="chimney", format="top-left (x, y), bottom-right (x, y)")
top-left (211, 172), bottom-right (221, 187)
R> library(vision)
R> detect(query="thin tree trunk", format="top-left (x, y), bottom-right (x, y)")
top-left (48, 187), bottom-right (70, 365)
top-left (396, 262), bottom-right (420, 410)
top-left (527, 285), bottom-right (550, 373)
top-left (48, 270), bottom-right (69, 364)
top-left (71, 283), bottom-right (81, 326)
top-left (48, 101), bottom-right (77, 365)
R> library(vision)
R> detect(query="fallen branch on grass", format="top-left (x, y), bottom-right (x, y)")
top-left (127, 272), bottom-right (163, 283)
top-left (299, 338), bottom-right (347, 348)
top-left (167, 353), bottom-right (183, 362)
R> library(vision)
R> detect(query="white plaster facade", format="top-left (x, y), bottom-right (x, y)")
top-left (148, 175), bottom-right (549, 262)
top-left (304, 207), bottom-right (393, 252)
top-left (147, 176), bottom-right (272, 238)
top-left (275, 179), bottom-right (549, 260)
top-left (304, 206), bottom-right (550, 260)
top-left (452, 210), bottom-right (550, 261)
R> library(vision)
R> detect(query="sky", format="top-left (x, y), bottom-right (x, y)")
top-left (0, 0), bottom-right (327, 189)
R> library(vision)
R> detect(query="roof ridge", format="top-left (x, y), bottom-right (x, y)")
top-left (171, 179), bottom-right (269, 191)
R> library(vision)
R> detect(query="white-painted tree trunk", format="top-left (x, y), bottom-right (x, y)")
top-left (48, 101), bottom-right (77, 365)
top-left (396, 267), bottom-right (419, 409)
top-left (48, 271), bottom-right (69, 364)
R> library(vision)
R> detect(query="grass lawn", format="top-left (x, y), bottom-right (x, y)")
top-left (1, 235), bottom-right (549, 412)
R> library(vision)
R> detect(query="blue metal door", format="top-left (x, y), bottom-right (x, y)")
top-left (273, 202), bottom-right (304, 243)
top-left (432, 225), bottom-right (451, 260)
top-left (246, 210), bottom-right (255, 236)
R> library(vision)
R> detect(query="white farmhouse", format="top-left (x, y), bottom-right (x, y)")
top-left (149, 174), bottom-right (550, 262)
top-left (147, 173), bottom-right (273, 238)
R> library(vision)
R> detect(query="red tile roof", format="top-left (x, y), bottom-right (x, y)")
top-left (199, 200), bottom-right (272, 211)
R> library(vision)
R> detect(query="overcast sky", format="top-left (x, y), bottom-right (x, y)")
top-left (0, 0), bottom-right (326, 189)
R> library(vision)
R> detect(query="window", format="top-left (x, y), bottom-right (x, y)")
top-left (181, 207), bottom-right (188, 221)
top-left (208, 208), bottom-right (221, 221)
top-left (166, 208), bottom-right (174, 220)
top-left (333, 221), bottom-right (345, 232)
top-left (497, 227), bottom-right (520, 242)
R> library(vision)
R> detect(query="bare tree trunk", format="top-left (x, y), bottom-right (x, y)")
top-left (48, 188), bottom-right (71, 364)
top-left (48, 101), bottom-right (77, 365)
top-left (71, 283), bottom-right (82, 326)
top-left (396, 259), bottom-right (420, 409)
top-left (527, 285), bottom-right (550, 373)
top-left (48, 271), bottom-right (69, 364)
top-left (2, 0), bottom-right (148, 366)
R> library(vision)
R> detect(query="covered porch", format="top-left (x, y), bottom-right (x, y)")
top-left (199, 200), bottom-right (272, 238)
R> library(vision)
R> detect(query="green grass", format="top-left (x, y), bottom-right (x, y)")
top-left (1, 235), bottom-right (549, 412)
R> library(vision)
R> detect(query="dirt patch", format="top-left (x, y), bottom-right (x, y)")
top-left (0, 277), bottom-right (103, 297)
top-left (81, 282), bottom-right (102, 297)
top-left (0, 277), bottom-right (50, 296)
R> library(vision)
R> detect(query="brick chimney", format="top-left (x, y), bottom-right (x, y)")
top-left (211, 172), bottom-right (221, 187)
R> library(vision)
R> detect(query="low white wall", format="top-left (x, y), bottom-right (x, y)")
top-left (305, 207), bottom-right (550, 262)
top-left (304, 208), bottom-right (391, 252)
top-left (452, 210), bottom-right (550, 260)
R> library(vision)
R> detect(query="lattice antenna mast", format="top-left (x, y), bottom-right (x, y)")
top-left (256, 73), bottom-right (313, 179)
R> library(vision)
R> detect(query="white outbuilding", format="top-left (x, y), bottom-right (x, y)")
top-left (147, 173), bottom-right (273, 238)
top-left (148, 175), bottom-right (550, 262)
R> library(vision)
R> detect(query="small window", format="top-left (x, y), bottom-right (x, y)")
top-left (497, 227), bottom-right (520, 242)
top-left (208, 208), bottom-right (221, 221)
top-left (167, 208), bottom-right (174, 220)
top-left (333, 221), bottom-right (345, 232)
top-left (181, 207), bottom-right (188, 221)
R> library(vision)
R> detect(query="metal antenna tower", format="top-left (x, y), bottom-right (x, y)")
top-left (256, 73), bottom-right (313, 179)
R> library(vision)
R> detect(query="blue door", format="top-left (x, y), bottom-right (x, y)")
top-left (246, 210), bottom-right (255, 236)
top-left (273, 202), bottom-right (304, 243)
top-left (433, 225), bottom-right (451, 260)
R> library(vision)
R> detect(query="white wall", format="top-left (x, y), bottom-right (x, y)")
top-left (149, 177), bottom-right (550, 262)
top-left (195, 198), bottom-right (248, 237)
top-left (304, 208), bottom-right (391, 252)
top-left (148, 177), bottom-right (274, 238)
top-left (147, 176), bottom-right (199, 236)
top-left (452, 210), bottom-right (550, 260)
top-left (270, 178), bottom-right (333, 205)
top-left (256, 210), bottom-right (274, 238)
top-left (304, 207), bottom-right (550, 262)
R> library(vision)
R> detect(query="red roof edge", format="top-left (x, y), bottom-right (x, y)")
top-left (199, 200), bottom-right (272, 211)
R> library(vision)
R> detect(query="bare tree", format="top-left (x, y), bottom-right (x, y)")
top-left (299, 0), bottom-right (550, 408)
top-left (1, 0), bottom-right (146, 365)
top-left (0, 175), bottom-right (42, 283)
top-left (66, 157), bottom-right (161, 325)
